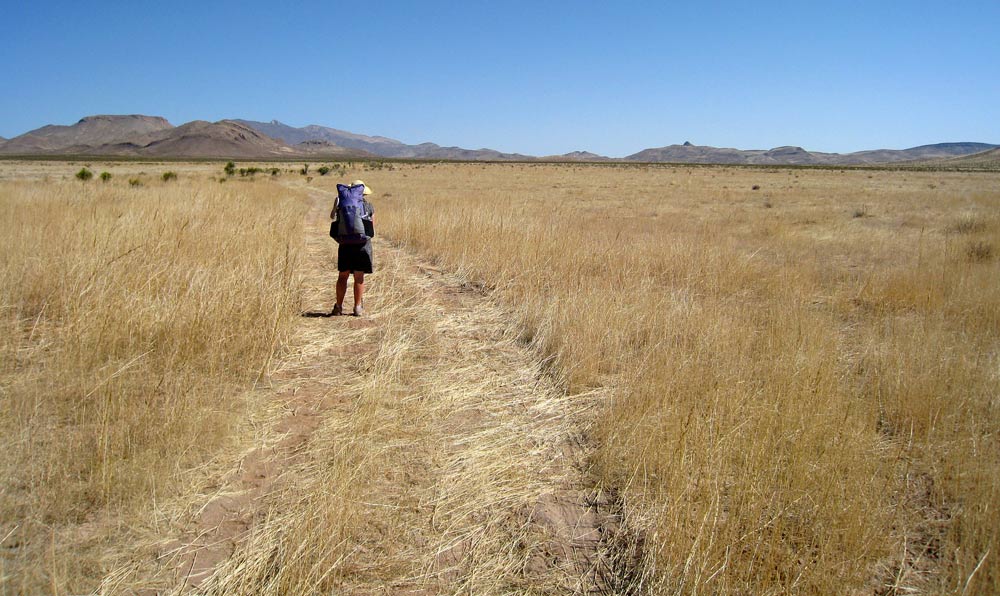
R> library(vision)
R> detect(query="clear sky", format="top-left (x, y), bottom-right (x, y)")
top-left (2, 0), bottom-right (998, 157)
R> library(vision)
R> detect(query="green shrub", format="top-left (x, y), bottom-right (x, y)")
top-left (75, 168), bottom-right (93, 181)
top-left (128, 178), bottom-right (143, 187)
top-left (162, 171), bottom-right (177, 182)
top-left (317, 166), bottom-right (331, 176)
top-left (99, 172), bottom-right (112, 183)
top-left (224, 161), bottom-right (236, 177)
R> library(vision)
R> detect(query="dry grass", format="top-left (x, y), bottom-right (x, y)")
top-left (372, 163), bottom-right (1000, 595)
top-left (3, 160), bottom-right (999, 595)
top-left (180, 190), bottom-right (612, 595)
top-left (0, 171), bottom-right (305, 593)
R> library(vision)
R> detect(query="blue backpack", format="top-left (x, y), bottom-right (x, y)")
top-left (332, 184), bottom-right (371, 244)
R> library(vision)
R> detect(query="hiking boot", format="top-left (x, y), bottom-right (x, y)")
top-left (353, 304), bottom-right (364, 317)
top-left (332, 304), bottom-right (343, 316)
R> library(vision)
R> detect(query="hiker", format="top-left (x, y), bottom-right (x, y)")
top-left (330, 179), bottom-right (375, 316)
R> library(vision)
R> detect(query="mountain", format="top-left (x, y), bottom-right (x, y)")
top-left (625, 141), bottom-right (998, 165)
top-left (0, 116), bottom-right (364, 159)
top-left (0, 115), bottom-right (173, 154)
top-left (843, 142), bottom-right (998, 164)
top-left (922, 147), bottom-right (1000, 169)
top-left (2, 115), bottom-right (995, 164)
top-left (541, 151), bottom-right (612, 161)
top-left (235, 119), bottom-right (532, 160)
top-left (99, 120), bottom-right (306, 158)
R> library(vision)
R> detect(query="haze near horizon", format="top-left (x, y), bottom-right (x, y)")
top-left (2, 0), bottom-right (998, 157)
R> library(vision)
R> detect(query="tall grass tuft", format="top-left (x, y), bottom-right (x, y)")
top-left (0, 178), bottom-right (305, 592)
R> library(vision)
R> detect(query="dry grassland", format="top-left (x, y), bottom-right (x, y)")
top-left (372, 163), bottom-right (1000, 595)
top-left (1, 160), bottom-right (998, 596)
top-left (0, 167), bottom-right (305, 592)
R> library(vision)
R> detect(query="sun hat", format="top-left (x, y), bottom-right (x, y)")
top-left (351, 179), bottom-right (372, 195)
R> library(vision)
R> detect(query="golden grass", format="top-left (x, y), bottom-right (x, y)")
top-left (3, 160), bottom-right (998, 595)
top-left (373, 163), bottom-right (1000, 594)
top-left (186, 190), bottom-right (612, 595)
top-left (0, 172), bottom-right (305, 593)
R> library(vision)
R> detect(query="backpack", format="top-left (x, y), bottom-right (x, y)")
top-left (331, 183), bottom-right (371, 244)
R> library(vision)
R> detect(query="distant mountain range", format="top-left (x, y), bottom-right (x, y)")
top-left (1, 114), bottom-right (996, 166)
top-left (625, 140), bottom-right (999, 165)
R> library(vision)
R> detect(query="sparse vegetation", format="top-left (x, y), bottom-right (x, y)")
top-left (966, 240), bottom-right (993, 262)
top-left (300, 164), bottom-right (309, 175)
top-left (224, 161), bottom-right (236, 177)
top-left (161, 171), bottom-right (177, 182)
top-left (317, 165), bottom-right (331, 176)
top-left (100, 171), bottom-right (112, 182)
top-left (948, 213), bottom-right (988, 234)
top-left (128, 177), bottom-right (143, 187)
top-left (75, 167), bottom-right (93, 181)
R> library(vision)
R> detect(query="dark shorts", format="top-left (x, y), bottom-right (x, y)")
top-left (338, 241), bottom-right (373, 274)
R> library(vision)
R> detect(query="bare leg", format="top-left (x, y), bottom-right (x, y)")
top-left (353, 272), bottom-right (365, 310)
top-left (336, 271), bottom-right (350, 311)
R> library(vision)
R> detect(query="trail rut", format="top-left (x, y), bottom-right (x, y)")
top-left (108, 188), bottom-right (630, 594)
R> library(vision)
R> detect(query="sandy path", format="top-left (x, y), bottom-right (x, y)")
top-left (109, 189), bottom-right (628, 594)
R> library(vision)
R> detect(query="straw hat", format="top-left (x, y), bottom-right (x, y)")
top-left (351, 179), bottom-right (372, 195)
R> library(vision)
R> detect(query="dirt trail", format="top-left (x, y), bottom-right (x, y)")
top-left (108, 189), bottom-right (628, 594)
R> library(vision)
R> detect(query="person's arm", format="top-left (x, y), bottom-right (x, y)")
top-left (330, 196), bottom-right (339, 220)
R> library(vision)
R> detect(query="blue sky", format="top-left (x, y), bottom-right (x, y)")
top-left (2, 0), bottom-right (998, 157)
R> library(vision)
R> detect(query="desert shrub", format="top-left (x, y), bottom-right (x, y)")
top-left (966, 240), bottom-right (993, 262)
top-left (317, 166), bottom-right (331, 176)
top-left (161, 171), bottom-right (177, 182)
top-left (99, 171), bottom-right (112, 183)
top-left (128, 178), bottom-right (142, 187)
top-left (270, 167), bottom-right (280, 176)
top-left (75, 167), bottom-right (93, 181)
top-left (300, 164), bottom-right (309, 175)
top-left (948, 214), bottom-right (987, 234)
top-left (224, 161), bottom-right (236, 177)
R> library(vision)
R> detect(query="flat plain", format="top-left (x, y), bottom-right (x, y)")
top-left (1, 160), bottom-right (998, 595)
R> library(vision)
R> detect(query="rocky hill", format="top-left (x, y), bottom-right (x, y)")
top-left (99, 120), bottom-right (301, 158)
top-left (0, 116), bottom-right (361, 159)
top-left (0, 115), bottom-right (173, 155)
